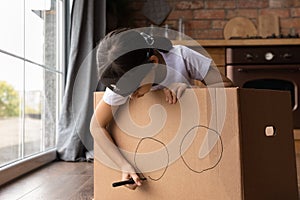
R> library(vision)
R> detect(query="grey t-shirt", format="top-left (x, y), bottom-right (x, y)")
top-left (102, 45), bottom-right (212, 106)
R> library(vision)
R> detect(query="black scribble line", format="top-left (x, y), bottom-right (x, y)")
top-left (134, 137), bottom-right (169, 181)
top-left (180, 125), bottom-right (223, 174)
top-left (133, 125), bottom-right (223, 181)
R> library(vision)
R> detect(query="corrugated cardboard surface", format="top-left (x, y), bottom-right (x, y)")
top-left (93, 88), bottom-right (298, 200)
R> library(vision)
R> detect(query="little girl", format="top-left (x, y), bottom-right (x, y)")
top-left (90, 28), bottom-right (233, 190)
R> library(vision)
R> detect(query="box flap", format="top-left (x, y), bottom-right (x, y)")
top-left (238, 88), bottom-right (298, 200)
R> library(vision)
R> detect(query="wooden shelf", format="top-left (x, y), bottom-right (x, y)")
top-left (172, 39), bottom-right (300, 47)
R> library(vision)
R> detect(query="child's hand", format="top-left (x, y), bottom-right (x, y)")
top-left (121, 165), bottom-right (143, 190)
top-left (163, 83), bottom-right (187, 104)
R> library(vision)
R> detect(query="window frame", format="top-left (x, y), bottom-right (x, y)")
top-left (0, 0), bottom-right (68, 186)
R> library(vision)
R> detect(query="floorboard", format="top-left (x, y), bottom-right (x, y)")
top-left (0, 161), bottom-right (94, 200)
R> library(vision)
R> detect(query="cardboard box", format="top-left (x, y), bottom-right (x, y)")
top-left (93, 88), bottom-right (298, 200)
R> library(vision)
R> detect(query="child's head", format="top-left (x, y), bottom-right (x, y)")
top-left (97, 28), bottom-right (172, 97)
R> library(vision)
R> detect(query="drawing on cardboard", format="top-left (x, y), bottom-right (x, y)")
top-left (133, 124), bottom-right (223, 181)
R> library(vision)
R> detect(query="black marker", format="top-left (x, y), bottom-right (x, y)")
top-left (112, 177), bottom-right (147, 187)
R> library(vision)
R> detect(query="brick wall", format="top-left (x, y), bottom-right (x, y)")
top-left (129, 0), bottom-right (300, 39)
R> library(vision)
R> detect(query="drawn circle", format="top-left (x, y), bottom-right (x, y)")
top-left (179, 125), bottom-right (223, 174)
top-left (134, 137), bottom-right (169, 181)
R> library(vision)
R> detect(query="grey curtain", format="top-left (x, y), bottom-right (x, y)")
top-left (57, 0), bottom-right (106, 161)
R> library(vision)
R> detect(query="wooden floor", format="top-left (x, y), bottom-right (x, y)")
top-left (1, 153), bottom-right (300, 200)
top-left (0, 161), bottom-right (94, 200)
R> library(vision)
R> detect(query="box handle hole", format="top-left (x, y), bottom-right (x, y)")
top-left (265, 125), bottom-right (276, 137)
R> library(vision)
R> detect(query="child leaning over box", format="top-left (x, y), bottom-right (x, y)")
top-left (90, 28), bottom-right (233, 190)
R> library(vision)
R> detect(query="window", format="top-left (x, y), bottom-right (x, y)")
top-left (0, 0), bottom-right (65, 184)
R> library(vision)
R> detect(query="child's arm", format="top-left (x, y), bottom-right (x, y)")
top-left (163, 82), bottom-right (188, 104)
top-left (162, 67), bottom-right (233, 104)
top-left (202, 67), bottom-right (233, 87)
top-left (180, 45), bottom-right (233, 87)
top-left (90, 100), bottom-right (143, 190)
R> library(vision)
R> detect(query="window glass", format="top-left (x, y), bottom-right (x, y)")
top-left (24, 0), bottom-right (57, 68)
top-left (0, 53), bottom-right (23, 166)
top-left (24, 62), bottom-right (44, 156)
top-left (0, 1), bottom-right (24, 57)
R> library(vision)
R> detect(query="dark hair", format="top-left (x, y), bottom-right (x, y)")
top-left (96, 28), bottom-right (172, 96)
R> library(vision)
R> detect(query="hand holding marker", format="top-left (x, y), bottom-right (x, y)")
top-left (112, 177), bottom-right (147, 187)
